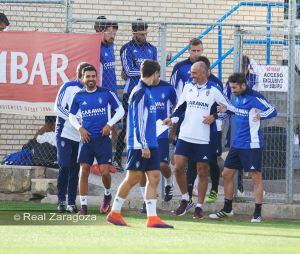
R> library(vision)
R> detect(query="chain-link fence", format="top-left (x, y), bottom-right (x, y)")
top-left (232, 25), bottom-right (300, 203)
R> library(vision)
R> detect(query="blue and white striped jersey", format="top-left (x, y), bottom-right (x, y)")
top-left (170, 58), bottom-right (192, 98)
top-left (150, 80), bottom-right (177, 139)
top-left (54, 80), bottom-right (84, 142)
top-left (231, 87), bottom-right (277, 149)
top-left (69, 87), bottom-right (121, 138)
top-left (127, 80), bottom-right (158, 150)
top-left (100, 42), bottom-right (117, 94)
top-left (120, 39), bottom-right (157, 94)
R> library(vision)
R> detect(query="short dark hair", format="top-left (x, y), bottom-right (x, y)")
top-left (0, 13), bottom-right (9, 26)
top-left (77, 62), bottom-right (92, 79)
top-left (197, 56), bottom-right (210, 69)
top-left (242, 55), bottom-right (250, 67)
top-left (140, 60), bottom-right (160, 78)
top-left (94, 16), bottom-right (118, 32)
top-left (132, 18), bottom-right (148, 32)
top-left (82, 65), bottom-right (97, 77)
top-left (45, 116), bottom-right (56, 124)
top-left (228, 73), bottom-right (247, 85)
top-left (189, 38), bottom-right (203, 48)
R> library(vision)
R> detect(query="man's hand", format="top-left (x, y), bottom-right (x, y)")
top-left (142, 149), bottom-right (151, 159)
top-left (163, 118), bottom-right (172, 126)
top-left (121, 70), bottom-right (127, 81)
top-left (203, 115), bottom-right (216, 125)
top-left (102, 124), bottom-right (111, 136)
top-left (217, 103), bottom-right (227, 113)
top-left (79, 127), bottom-right (91, 143)
top-left (253, 109), bottom-right (261, 122)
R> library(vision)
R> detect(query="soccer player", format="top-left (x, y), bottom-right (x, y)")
top-left (54, 62), bottom-right (91, 213)
top-left (113, 18), bottom-right (157, 172)
top-left (169, 38), bottom-right (204, 209)
top-left (69, 65), bottom-right (124, 215)
top-left (209, 73), bottom-right (277, 223)
top-left (94, 16), bottom-right (119, 148)
top-left (139, 77), bottom-right (178, 213)
top-left (94, 15), bottom-right (118, 94)
top-left (223, 55), bottom-right (258, 196)
top-left (107, 60), bottom-right (173, 228)
top-left (197, 56), bottom-right (224, 203)
top-left (164, 61), bottom-right (233, 219)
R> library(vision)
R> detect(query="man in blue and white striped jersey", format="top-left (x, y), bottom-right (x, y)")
top-left (209, 73), bottom-right (277, 223)
top-left (107, 60), bottom-right (173, 228)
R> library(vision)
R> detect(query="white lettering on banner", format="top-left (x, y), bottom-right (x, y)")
top-left (258, 65), bottom-right (288, 92)
top-left (51, 54), bottom-right (69, 85)
top-left (0, 51), bottom-right (7, 83)
top-left (29, 53), bottom-right (49, 85)
top-left (11, 51), bottom-right (29, 84)
top-left (0, 51), bottom-right (70, 85)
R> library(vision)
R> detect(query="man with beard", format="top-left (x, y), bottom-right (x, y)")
top-left (113, 19), bottom-right (157, 172)
top-left (69, 65), bottom-right (124, 215)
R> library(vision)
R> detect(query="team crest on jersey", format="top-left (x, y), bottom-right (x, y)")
top-left (206, 90), bottom-right (210, 96)
top-left (61, 141), bottom-right (65, 147)
top-left (135, 161), bottom-right (140, 168)
top-left (161, 93), bottom-right (165, 99)
top-left (98, 98), bottom-right (102, 105)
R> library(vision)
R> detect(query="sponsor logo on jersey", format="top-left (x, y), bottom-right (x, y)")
top-left (187, 100), bottom-right (209, 109)
top-left (81, 107), bottom-right (107, 117)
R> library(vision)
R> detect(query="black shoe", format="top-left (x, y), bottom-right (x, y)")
top-left (66, 205), bottom-right (78, 213)
top-left (175, 200), bottom-right (189, 216)
top-left (140, 201), bottom-right (147, 214)
top-left (57, 201), bottom-right (66, 213)
top-left (193, 206), bottom-right (204, 219)
top-left (164, 185), bottom-right (173, 202)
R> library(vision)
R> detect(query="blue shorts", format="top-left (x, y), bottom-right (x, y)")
top-left (158, 138), bottom-right (169, 164)
top-left (224, 148), bottom-right (263, 172)
top-left (77, 136), bottom-right (112, 165)
top-left (126, 148), bottom-right (160, 171)
top-left (175, 139), bottom-right (211, 163)
top-left (210, 131), bottom-right (222, 156)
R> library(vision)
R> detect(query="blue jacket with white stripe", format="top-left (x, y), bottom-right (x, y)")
top-left (231, 87), bottom-right (277, 149)
top-left (120, 39), bottom-right (157, 94)
top-left (127, 80), bottom-right (158, 150)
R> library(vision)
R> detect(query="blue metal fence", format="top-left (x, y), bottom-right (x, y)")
top-left (167, 1), bottom-right (295, 81)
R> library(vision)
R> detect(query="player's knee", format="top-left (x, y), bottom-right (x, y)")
top-left (222, 169), bottom-right (232, 179)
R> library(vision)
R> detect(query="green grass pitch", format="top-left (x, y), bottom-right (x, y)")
top-left (0, 202), bottom-right (299, 254)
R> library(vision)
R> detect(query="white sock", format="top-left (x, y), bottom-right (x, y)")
top-left (140, 186), bottom-right (146, 200)
top-left (145, 199), bottom-right (157, 217)
top-left (111, 196), bottom-right (125, 213)
top-left (165, 176), bottom-right (173, 186)
top-left (182, 193), bottom-right (189, 201)
top-left (80, 196), bottom-right (88, 206)
top-left (196, 203), bottom-right (203, 208)
top-left (105, 188), bottom-right (111, 196)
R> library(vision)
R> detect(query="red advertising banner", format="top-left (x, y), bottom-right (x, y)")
top-left (0, 31), bottom-right (102, 115)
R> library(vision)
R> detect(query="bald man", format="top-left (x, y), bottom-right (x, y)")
top-left (164, 61), bottom-right (234, 219)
